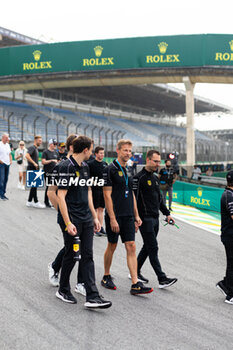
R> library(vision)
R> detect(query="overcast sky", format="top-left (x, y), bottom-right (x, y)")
top-left (1, 0), bottom-right (233, 120)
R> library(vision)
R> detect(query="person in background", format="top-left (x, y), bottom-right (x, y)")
top-left (25, 135), bottom-right (45, 209)
top-left (57, 142), bottom-right (67, 160)
top-left (0, 133), bottom-right (12, 200)
top-left (192, 165), bottom-right (202, 180)
top-left (159, 159), bottom-right (177, 211)
top-left (206, 167), bottom-right (213, 176)
top-left (42, 139), bottom-right (59, 208)
top-left (216, 170), bottom-right (233, 305)
top-left (88, 146), bottom-right (108, 237)
top-left (15, 140), bottom-right (27, 189)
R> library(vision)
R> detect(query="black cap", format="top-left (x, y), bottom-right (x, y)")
top-left (226, 170), bottom-right (233, 183)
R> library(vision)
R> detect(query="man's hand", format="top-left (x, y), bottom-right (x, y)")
top-left (67, 223), bottom-right (77, 236)
top-left (134, 216), bottom-right (142, 232)
top-left (94, 218), bottom-right (101, 233)
top-left (110, 218), bottom-right (120, 233)
top-left (166, 215), bottom-right (175, 225)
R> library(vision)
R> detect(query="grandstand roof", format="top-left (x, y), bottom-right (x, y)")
top-left (0, 26), bottom-right (43, 47)
top-left (52, 84), bottom-right (230, 114)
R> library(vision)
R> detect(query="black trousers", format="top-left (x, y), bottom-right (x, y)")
top-left (28, 187), bottom-right (38, 203)
top-left (223, 241), bottom-right (233, 297)
top-left (59, 220), bottom-right (99, 301)
top-left (137, 217), bottom-right (166, 282)
top-left (52, 246), bottom-right (84, 284)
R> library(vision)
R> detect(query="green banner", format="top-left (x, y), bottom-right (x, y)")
top-left (168, 181), bottom-right (224, 212)
top-left (1, 34), bottom-right (233, 77)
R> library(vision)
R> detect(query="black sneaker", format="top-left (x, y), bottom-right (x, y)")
top-left (95, 231), bottom-right (102, 237)
top-left (225, 295), bottom-right (233, 305)
top-left (56, 290), bottom-right (77, 304)
top-left (159, 277), bottom-right (177, 289)
top-left (169, 207), bottom-right (173, 211)
top-left (101, 275), bottom-right (117, 290)
top-left (128, 272), bottom-right (149, 284)
top-left (216, 280), bottom-right (229, 297)
top-left (100, 227), bottom-right (107, 235)
top-left (130, 281), bottom-right (153, 295)
top-left (84, 295), bottom-right (112, 309)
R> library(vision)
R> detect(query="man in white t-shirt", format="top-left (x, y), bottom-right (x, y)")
top-left (0, 133), bottom-right (12, 200)
top-left (192, 165), bottom-right (201, 180)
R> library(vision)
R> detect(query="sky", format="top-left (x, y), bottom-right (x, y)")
top-left (1, 0), bottom-right (233, 129)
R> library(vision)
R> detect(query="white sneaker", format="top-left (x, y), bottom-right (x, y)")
top-left (26, 201), bottom-right (34, 207)
top-left (33, 202), bottom-right (46, 209)
top-left (48, 263), bottom-right (59, 287)
top-left (74, 283), bottom-right (86, 297)
top-left (21, 185), bottom-right (25, 190)
top-left (18, 183), bottom-right (22, 189)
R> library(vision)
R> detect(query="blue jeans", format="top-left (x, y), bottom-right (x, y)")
top-left (0, 163), bottom-right (10, 197)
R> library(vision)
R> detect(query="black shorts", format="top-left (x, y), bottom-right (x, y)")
top-left (92, 189), bottom-right (105, 209)
top-left (105, 215), bottom-right (135, 244)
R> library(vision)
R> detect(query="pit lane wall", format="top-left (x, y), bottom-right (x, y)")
top-left (168, 181), bottom-right (224, 213)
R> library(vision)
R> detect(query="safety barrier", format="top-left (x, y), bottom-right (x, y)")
top-left (170, 181), bottom-right (224, 213)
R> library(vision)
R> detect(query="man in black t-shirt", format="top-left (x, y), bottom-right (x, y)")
top-left (42, 138), bottom-right (59, 207)
top-left (25, 135), bottom-right (45, 209)
top-left (88, 146), bottom-right (108, 236)
top-left (56, 135), bottom-right (112, 309)
top-left (101, 139), bottom-right (153, 295)
top-left (133, 150), bottom-right (177, 289)
top-left (216, 170), bottom-right (233, 305)
top-left (57, 142), bottom-right (67, 160)
top-left (159, 159), bottom-right (177, 211)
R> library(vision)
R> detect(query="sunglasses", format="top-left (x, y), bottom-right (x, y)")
top-left (151, 159), bottom-right (160, 163)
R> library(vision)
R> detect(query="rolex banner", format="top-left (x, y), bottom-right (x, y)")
top-left (1, 34), bottom-right (233, 76)
top-left (167, 181), bottom-right (224, 213)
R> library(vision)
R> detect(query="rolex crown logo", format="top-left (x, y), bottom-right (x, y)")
top-left (94, 46), bottom-right (103, 57)
top-left (197, 187), bottom-right (203, 197)
top-left (158, 42), bottom-right (168, 54)
top-left (33, 50), bottom-right (42, 61)
top-left (229, 40), bottom-right (233, 51)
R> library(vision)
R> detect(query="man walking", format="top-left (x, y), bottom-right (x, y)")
top-left (216, 170), bottom-right (233, 304)
top-left (159, 159), bottom-right (177, 211)
top-left (0, 133), bottom-right (12, 200)
top-left (42, 139), bottom-right (59, 208)
top-left (47, 134), bottom-right (86, 297)
top-left (133, 150), bottom-right (178, 288)
top-left (56, 135), bottom-right (112, 309)
top-left (101, 139), bottom-right (153, 295)
top-left (88, 146), bottom-right (108, 236)
top-left (25, 135), bottom-right (45, 208)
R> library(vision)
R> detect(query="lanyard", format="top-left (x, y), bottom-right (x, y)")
top-left (116, 160), bottom-right (128, 187)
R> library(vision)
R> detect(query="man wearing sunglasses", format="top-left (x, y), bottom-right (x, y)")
top-left (132, 150), bottom-right (178, 289)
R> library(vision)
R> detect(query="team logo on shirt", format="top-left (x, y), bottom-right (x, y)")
top-left (118, 171), bottom-right (123, 177)
top-left (76, 171), bottom-right (80, 177)
top-left (147, 180), bottom-right (152, 186)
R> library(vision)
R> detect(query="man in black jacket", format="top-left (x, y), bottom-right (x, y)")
top-left (133, 150), bottom-right (178, 288)
top-left (216, 170), bottom-right (233, 304)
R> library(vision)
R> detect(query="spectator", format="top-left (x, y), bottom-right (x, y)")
top-left (158, 159), bottom-right (177, 211)
top-left (15, 141), bottom-right (28, 189)
top-left (57, 142), bottom-right (67, 160)
top-left (192, 165), bottom-right (202, 180)
top-left (0, 133), bottom-right (12, 200)
top-left (42, 139), bottom-right (59, 208)
top-left (206, 167), bottom-right (213, 176)
top-left (25, 135), bottom-right (45, 208)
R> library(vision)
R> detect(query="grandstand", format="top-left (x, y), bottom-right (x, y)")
top-left (0, 26), bottom-right (233, 163)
